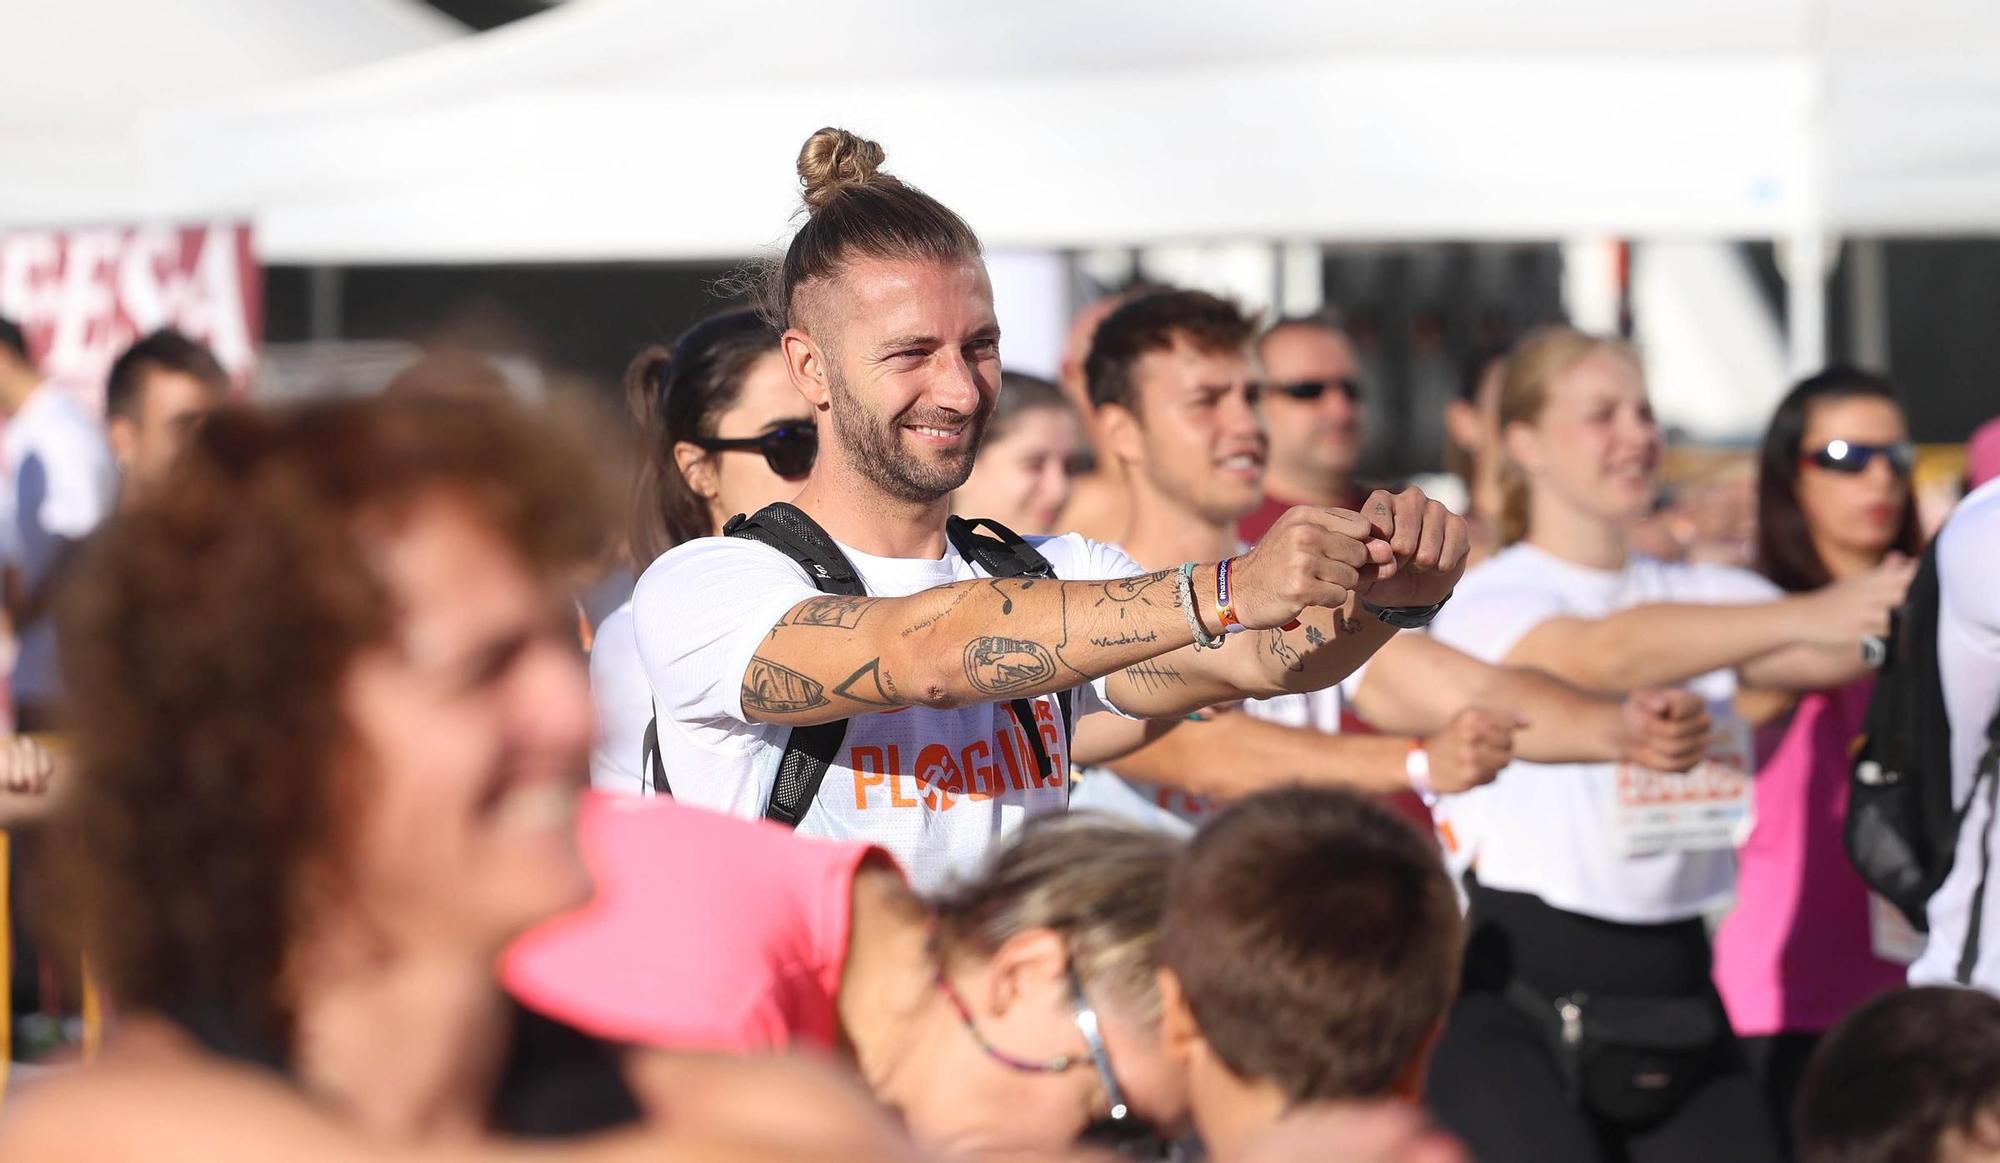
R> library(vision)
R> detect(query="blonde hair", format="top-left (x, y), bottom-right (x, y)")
top-left (930, 814), bottom-right (1178, 1021)
top-left (760, 127), bottom-right (982, 332)
top-left (1496, 326), bottom-right (1643, 545)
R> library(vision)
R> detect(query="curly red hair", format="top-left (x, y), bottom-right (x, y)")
top-left (43, 394), bottom-right (613, 1050)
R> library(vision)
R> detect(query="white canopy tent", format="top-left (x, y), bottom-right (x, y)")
top-left (136, 0), bottom-right (2000, 252)
top-left (67, 0), bottom-right (2000, 433)
top-left (0, 0), bottom-right (464, 229)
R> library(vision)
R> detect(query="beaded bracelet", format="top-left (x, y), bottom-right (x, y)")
top-left (1177, 562), bottom-right (1224, 650)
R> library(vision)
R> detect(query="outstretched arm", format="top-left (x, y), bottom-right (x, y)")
top-left (735, 504), bottom-right (1415, 727)
top-left (1499, 556), bottom-right (1913, 694)
top-left (1353, 635), bottom-right (1712, 771)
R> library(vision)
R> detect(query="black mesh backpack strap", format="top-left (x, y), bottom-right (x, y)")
top-left (719, 503), bottom-right (869, 829)
top-left (1953, 708), bottom-right (2000, 984)
top-left (944, 516), bottom-right (1075, 786)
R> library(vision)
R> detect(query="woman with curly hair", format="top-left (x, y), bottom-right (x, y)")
top-left (0, 394), bottom-right (916, 1163)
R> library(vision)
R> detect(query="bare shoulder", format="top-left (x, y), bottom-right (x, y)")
top-left (0, 1020), bottom-right (339, 1162)
top-left (1056, 472), bottom-right (1130, 545)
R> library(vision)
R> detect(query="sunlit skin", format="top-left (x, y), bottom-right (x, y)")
top-left (108, 368), bottom-right (224, 500)
top-left (1257, 324), bottom-right (1365, 506)
top-left (671, 351), bottom-right (814, 534)
top-left (1100, 339), bottom-right (1269, 531)
top-left (1795, 394), bottom-right (1911, 580)
top-left (954, 404), bottom-right (1083, 535)
top-left (1505, 347), bottom-right (1661, 569)
top-left (782, 258), bottom-right (1001, 559)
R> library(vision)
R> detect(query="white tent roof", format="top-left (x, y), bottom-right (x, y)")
top-left (0, 0), bottom-right (462, 228)
top-left (72, 0), bottom-right (2000, 262)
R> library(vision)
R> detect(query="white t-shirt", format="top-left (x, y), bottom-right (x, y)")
top-left (1070, 680), bottom-right (1356, 835)
top-left (1428, 543), bottom-right (1777, 925)
top-left (633, 531), bottom-right (1144, 891)
top-left (1070, 538), bottom-right (1366, 833)
top-left (1910, 479), bottom-right (2000, 992)
top-left (0, 386), bottom-right (117, 704)
top-left (589, 600), bottom-right (652, 796)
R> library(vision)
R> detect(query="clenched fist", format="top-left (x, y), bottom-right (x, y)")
top-left (1226, 507), bottom-right (1389, 629)
top-left (1619, 689), bottom-right (1713, 772)
top-left (1423, 706), bottom-right (1521, 794)
top-left (1354, 487), bottom-right (1469, 609)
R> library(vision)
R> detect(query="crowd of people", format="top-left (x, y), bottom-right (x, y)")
top-left (0, 125), bottom-right (1997, 1163)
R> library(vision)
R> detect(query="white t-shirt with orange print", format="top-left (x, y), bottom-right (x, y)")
top-left (633, 531), bottom-right (1143, 891)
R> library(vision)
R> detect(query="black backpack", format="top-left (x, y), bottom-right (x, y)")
top-left (640, 503), bottom-right (1073, 828)
top-left (1849, 538), bottom-right (2000, 981)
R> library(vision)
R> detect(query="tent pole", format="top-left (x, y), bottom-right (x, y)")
top-left (1784, 228), bottom-right (1828, 376)
top-left (1847, 238), bottom-right (1890, 370)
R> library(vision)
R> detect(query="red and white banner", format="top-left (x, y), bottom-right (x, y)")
top-left (0, 223), bottom-right (261, 412)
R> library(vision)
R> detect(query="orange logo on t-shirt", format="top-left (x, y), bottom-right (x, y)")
top-left (848, 701), bottom-right (1068, 811)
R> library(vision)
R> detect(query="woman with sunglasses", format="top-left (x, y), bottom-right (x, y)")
top-left (591, 310), bottom-right (815, 794)
top-left (1418, 329), bottom-right (1913, 1163)
top-left (953, 371), bottom-right (1084, 536)
top-left (1710, 368), bottom-right (1923, 1148)
top-left (507, 805), bottom-right (1183, 1157)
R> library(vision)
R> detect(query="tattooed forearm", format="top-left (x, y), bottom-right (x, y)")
top-left (742, 656), bottom-right (831, 714)
top-left (1305, 624), bottom-right (1326, 647)
top-left (833, 657), bottom-right (903, 707)
top-left (1266, 628), bottom-right (1306, 674)
top-left (1337, 610), bottom-right (1363, 636)
top-left (1123, 661), bottom-right (1188, 696)
top-left (964, 636), bottom-right (1059, 696)
top-left (1091, 628), bottom-right (1161, 648)
top-left (783, 594), bottom-right (879, 630)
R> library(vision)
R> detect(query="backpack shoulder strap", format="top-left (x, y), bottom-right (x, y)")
top-left (727, 503), bottom-right (869, 597)
top-left (638, 504), bottom-right (865, 827)
top-left (944, 515), bottom-right (1074, 788)
top-left (728, 504), bottom-right (867, 828)
top-left (1952, 705), bottom-right (2000, 984)
top-left (946, 515), bottom-right (1059, 581)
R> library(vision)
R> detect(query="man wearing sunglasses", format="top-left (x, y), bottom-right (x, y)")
top-left (1238, 313), bottom-right (1372, 545)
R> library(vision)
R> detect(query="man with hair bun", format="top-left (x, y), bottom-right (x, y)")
top-left (629, 127), bottom-right (1467, 890)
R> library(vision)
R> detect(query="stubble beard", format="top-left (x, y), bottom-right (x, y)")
top-left (826, 365), bottom-right (988, 504)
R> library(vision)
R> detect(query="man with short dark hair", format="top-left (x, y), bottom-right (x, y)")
top-left (1158, 786), bottom-right (1464, 1160)
top-left (104, 328), bottom-right (229, 501)
top-left (1793, 986), bottom-right (2000, 1163)
top-left (0, 315), bottom-right (116, 729)
top-left (1238, 313), bottom-right (1369, 543)
top-left (1068, 289), bottom-right (1713, 832)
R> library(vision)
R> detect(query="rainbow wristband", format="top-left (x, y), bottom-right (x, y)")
top-left (1216, 556), bottom-right (1301, 633)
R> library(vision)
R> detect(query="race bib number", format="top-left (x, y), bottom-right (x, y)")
top-left (1609, 714), bottom-right (1756, 858)
top-left (1869, 893), bottom-right (1927, 965)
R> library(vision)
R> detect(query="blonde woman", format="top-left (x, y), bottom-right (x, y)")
top-left (1419, 328), bottom-right (1911, 1163)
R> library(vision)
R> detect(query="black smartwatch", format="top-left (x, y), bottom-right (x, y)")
top-left (1361, 593), bottom-right (1452, 630)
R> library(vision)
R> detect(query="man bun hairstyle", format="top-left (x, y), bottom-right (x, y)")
top-left (771, 127), bottom-right (982, 331)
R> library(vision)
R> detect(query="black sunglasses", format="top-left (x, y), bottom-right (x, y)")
top-left (694, 423), bottom-right (817, 479)
top-left (1272, 377), bottom-right (1362, 403)
top-left (1801, 439), bottom-right (1914, 477)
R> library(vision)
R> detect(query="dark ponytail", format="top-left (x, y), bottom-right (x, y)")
top-left (625, 310), bottom-right (781, 567)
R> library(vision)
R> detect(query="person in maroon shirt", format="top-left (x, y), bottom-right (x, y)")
top-left (1238, 314), bottom-right (1371, 544)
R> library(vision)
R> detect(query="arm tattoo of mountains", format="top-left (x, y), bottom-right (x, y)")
top-left (742, 656), bottom-right (830, 714)
top-left (964, 636), bottom-right (1059, 696)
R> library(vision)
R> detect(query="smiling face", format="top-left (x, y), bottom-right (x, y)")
top-left (787, 256), bottom-right (1002, 505)
top-left (1102, 334), bottom-right (1267, 527)
top-left (1506, 346), bottom-right (1662, 532)
top-left (336, 492), bottom-right (596, 955)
